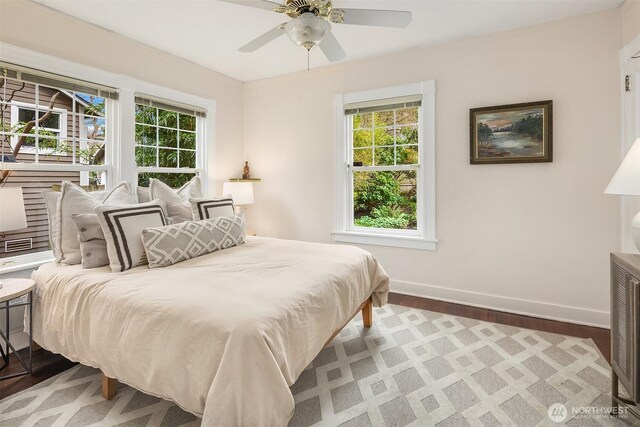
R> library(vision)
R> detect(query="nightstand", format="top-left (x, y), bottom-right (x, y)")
top-left (0, 278), bottom-right (35, 380)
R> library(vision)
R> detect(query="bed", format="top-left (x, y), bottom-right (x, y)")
top-left (29, 236), bottom-right (389, 426)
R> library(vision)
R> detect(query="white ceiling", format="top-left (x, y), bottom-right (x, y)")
top-left (34, 0), bottom-right (623, 82)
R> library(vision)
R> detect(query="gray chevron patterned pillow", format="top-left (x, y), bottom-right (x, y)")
top-left (141, 215), bottom-right (246, 268)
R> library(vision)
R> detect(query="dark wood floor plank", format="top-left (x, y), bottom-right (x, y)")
top-left (0, 291), bottom-right (610, 400)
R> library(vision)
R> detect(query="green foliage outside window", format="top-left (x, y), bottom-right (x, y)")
top-left (137, 172), bottom-right (195, 188)
top-left (352, 107), bottom-right (419, 231)
top-left (134, 105), bottom-right (197, 169)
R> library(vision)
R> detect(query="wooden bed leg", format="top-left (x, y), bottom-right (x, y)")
top-left (362, 297), bottom-right (373, 328)
top-left (101, 373), bottom-right (116, 400)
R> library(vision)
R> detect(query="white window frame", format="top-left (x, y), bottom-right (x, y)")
top-left (10, 101), bottom-right (68, 154)
top-left (333, 81), bottom-right (437, 250)
top-left (0, 42), bottom-right (216, 272)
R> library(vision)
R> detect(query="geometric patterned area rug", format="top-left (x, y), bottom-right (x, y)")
top-left (0, 304), bottom-right (631, 426)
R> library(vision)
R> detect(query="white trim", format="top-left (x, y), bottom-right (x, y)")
top-left (391, 279), bottom-right (610, 329)
top-left (0, 251), bottom-right (54, 275)
top-left (0, 162), bottom-right (109, 172)
top-left (333, 232), bottom-right (437, 250)
top-left (333, 81), bottom-right (437, 250)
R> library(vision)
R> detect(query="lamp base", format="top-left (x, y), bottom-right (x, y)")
top-left (631, 212), bottom-right (640, 252)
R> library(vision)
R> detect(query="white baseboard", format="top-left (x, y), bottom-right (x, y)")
top-left (391, 280), bottom-right (610, 329)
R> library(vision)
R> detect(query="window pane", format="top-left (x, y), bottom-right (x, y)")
top-left (135, 146), bottom-right (156, 167)
top-left (396, 126), bottom-right (418, 145)
top-left (135, 124), bottom-right (156, 146)
top-left (353, 129), bottom-right (372, 148)
top-left (83, 115), bottom-right (105, 141)
top-left (178, 114), bottom-right (196, 131)
top-left (179, 132), bottom-right (196, 150)
top-left (353, 112), bottom-right (372, 129)
top-left (374, 128), bottom-right (394, 146)
top-left (135, 105), bottom-right (156, 125)
top-left (374, 110), bottom-right (394, 127)
top-left (353, 148), bottom-right (372, 166)
top-left (179, 150), bottom-right (196, 168)
top-left (374, 147), bottom-right (394, 166)
top-left (396, 108), bottom-right (418, 125)
top-left (138, 172), bottom-right (195, 188)
top-left (76, 140), bottom-right (106, 166)
top-left (396, 145), bottom-right (419, 165)
top-left (158, 148), bottom-right (177, 168)
top-left (353, 170), bottom-right (417, 230)
top-left (158, 128), bottom-right (177, 148)
top-left (158, 109), bottom-right (177, 128)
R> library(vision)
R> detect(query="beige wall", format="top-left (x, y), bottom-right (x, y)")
top-left (243, 9), bottom-right (622, 326)
top-left (623, 0), bottom-right (640, 44)
top-left (0, 0), bottom-right (245, 192)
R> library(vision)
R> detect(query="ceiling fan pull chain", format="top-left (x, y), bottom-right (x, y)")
top-left (307, 49), bottom-right (310, 71)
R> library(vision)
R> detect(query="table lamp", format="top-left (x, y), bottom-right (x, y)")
top-left (0, 187), bottom-right (28, 289)
top-left (606, 138), bottom-right (640, 250)
top-left (222, 182), bottom-right (254, 212)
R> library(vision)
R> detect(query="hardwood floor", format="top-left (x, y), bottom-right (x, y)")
top-left (0, 292), bottom-right (610, 400)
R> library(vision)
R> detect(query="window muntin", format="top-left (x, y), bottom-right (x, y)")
top-left (349, 105), bottom-right (420, 232)
top-left (134, 104), bottom-right (197, 170)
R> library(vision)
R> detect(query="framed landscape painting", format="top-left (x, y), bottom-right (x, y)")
top-left (470, 100), bottom-right (552, 164)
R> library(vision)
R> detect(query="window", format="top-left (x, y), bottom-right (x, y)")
top-left (0, 47), bottom-right (214, 268)
top-left (333, 81), bottom-right (436, 250)
top-left (134, 96), bottom-right (204, 188)
top-left (14, 105), bottom-right (65, 150)
top-left (0, 63), bottom-right (116, 260)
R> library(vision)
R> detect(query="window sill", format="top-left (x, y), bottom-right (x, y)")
top-left (0, 251), bottom-right (55, 275)
top-left (332, 231), bottom-right (437, 250)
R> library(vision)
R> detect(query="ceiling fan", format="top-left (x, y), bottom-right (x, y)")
top-left (221, 0), bottom-right (412, 63)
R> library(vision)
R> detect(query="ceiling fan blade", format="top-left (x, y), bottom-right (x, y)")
top-left (337, 9), bottom-right (412, 28)
top-left (219, 0), bottom-right (283, 12)
top-left (319, 32), bottom-right (347, 62)
top-left (239, 24), bottom-right (286, 52)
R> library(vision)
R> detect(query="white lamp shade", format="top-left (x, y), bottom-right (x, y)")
top-left (222, 182), bottom-right (254, 206)
top-left (0, 187), bottom-right (27, 232)
top-left (606, 138), bottom-right (640, 195)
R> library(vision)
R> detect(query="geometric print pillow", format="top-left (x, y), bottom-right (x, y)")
top-left (141, 215), bottom-right (245, 269)
top-left (95, 201), bottom-right (168, 272)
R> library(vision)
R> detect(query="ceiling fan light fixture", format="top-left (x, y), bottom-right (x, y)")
top-left (284, 12), bottom-right (331, 51)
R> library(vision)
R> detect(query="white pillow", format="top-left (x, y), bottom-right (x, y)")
top-left (149, 176), bottom-right (202, 205)
top-left (166, 201), bottom-right (193, 224)
top-left (56, 181), bottom-right (137, 265)
top-left (137, 186), bottom-right (151, 203)
top-left (43, 187), bottom-right (115, 260)
top-left (95, 200), bottom-right (168, 272)
top-left (42, 190), bottom-right (62, 260)
top-left (190, 196), bottom-right (235, 220)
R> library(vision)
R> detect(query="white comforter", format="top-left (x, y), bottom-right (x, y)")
top-left (30, 237), bottom-right (389, 426)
